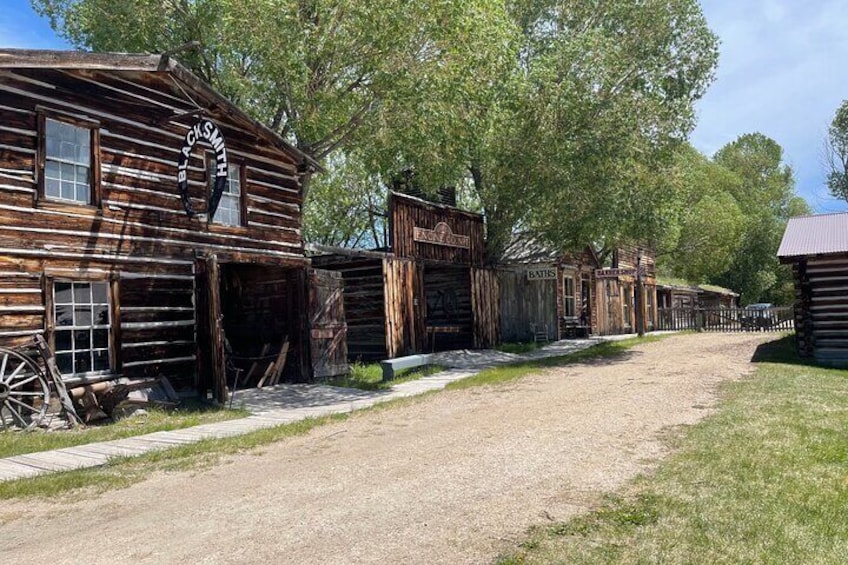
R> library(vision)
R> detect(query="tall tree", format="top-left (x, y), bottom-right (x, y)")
top-left (826, 99), bottom-right (848, 202)
top-left (711, 133), bottom-right (810, 304)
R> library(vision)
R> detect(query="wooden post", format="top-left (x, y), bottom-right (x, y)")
top-left (635, 250), bottom-right (645, 337)
top-left (205, 255), bottom-right (227, 404)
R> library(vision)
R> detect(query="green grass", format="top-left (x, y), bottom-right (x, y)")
top-left (496, 342), bottom-right (542, 354)
top-left (0, 399), bottom-right (248, 459)
top-left (499, 335), bottom-right (848, 564)
top-left (325, 361), bottom-right (444, 391)
top-left (448, 335), bottom-right (665, 391)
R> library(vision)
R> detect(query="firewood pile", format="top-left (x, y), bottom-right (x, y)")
top-left (68, 376), bottom-right (181, 423)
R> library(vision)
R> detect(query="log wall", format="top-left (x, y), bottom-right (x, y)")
top-left (0, 65), bottom-right (308, 389)
top-left (804, 256), bottom-right (848, 366)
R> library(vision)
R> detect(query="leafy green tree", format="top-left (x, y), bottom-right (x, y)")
top-left (826, 99), bottom-right (848, 201)
top-left (710, 133), bottom-right (810, 304)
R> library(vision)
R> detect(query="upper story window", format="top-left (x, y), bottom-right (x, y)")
top-left (38, 113), bottom-right (100, 207)
top-left (563, 274), bottom-right (576, 317)
top-left (208, 156), bottom-right (243, 227)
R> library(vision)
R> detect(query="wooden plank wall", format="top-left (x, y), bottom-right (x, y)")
top-left (423, 264), bottom-right (473, 350)
top-left (308, 269), bottom-right (348, 378)
top-left (471, 267), bottom-right (500, 348)
top-left (0, 66), bottom-right (308, 388)
top-left (389, 192), bottom-right (486, 266)
top-left (792, 260), bottom-right (813, 358)
top-left (311, 256), bottom-right (388, 361)
top-left (498, 266), bottom-right (558, 342)
top-left (384, 257), bottom-right (421, 358)
top-left (0, 68), bottom-right (305, 265)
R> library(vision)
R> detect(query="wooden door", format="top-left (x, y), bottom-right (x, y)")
top-left (308, 269), bottom-right (349, 378)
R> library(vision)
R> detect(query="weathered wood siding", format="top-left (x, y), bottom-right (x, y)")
top-left (310, 256), bottom-right (387, 362)
top-left (471, 267), bottom-right (500, 348)
top-left (308, 269), bottom-right (348, 379)
top-left (384, 257), bottom-right (421, 358)
top-left (0, 65), bottom-right (308, 389)
top-left (423, 264), bottom-right (473, 350)
top-left (389, 192), bottom-right (486, 266)
top-left (498, 266), bottom-right (558, 342)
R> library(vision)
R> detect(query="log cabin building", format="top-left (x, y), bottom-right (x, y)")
top-left (498, 235), bottom-right (600, 341)
top-left (310, 191), bottom-right (499, 360)
top-left (0, 49), bottom-right (322, 402)
top-left (594, 244), bottom-right (658, 335)
top-left (778, 212), bottom-right (848, 366)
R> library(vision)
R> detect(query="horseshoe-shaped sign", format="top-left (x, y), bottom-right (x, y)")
top-left (177, 118), bottom-right (228, 218)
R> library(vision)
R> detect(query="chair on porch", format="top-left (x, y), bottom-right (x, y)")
top-left (531, 323), bottom-right (549, 343)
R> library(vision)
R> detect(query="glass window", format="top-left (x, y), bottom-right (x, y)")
top-left (563, 275), bottom-right (576, 317)
top-left (622, 283), bottom-right (633, 329)
top-left (53, 281), bottom-right (111, 378)
top-left (209, 160), bottom-right (242, 226)
top-left (44, 118), bottom-right (92, 204)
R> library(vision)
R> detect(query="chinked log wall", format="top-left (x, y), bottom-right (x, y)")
top-left (0, 66), bottom-right (306, 389)
top-left (800, 256), bottom-right (848, 366)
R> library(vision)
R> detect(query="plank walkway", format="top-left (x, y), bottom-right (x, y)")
top-left (0, 336), bottom-right (639, 483)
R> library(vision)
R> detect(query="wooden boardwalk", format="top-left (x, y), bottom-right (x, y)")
top-left (0, 337), bottom-right (616, 482)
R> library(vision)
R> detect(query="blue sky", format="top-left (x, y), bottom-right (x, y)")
top-left (1, 0), bottom-right (846, 212)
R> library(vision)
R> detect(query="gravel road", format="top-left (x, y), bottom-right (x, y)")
top-left (0, 332), bottom-right (774, 564)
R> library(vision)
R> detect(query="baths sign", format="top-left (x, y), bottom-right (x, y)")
top-left (526, 267), bottom-right (557, 281)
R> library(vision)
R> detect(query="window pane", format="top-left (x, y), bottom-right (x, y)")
top-left (56, 353), bottom-right (73, 375)
top-left (74, 306), bottom-right (92, 326)
top-left (60, 140), bottom-right (77, 161)
top-left (45, 178), bottom-right (60, 198)
top-left (76, 165), bottom-right (89, 184)
top-left (92, 329), bottom-right (108, 348)
top-left (92, 305), bottom-right (108, 325)
top-left (73, 283), bottom-right (90, 304)
top-left (55, 305), bottom-right (73, 327)
top-left (54, 330), bottom-right (72, 352)
top-left (45, 160), bottom-right (60, 179)
top-left (55, 282), bottom-right (73, 304)
top-left (74, 353), bottom-right (92, 374)
top-left (61, 181), bottom-right (75, 201)
top-left (93, 350), bottom-right (109, 371)
top-left (74, 329), bottom-right (91, 349)
top-left (76, 184), bottom-right (90, 204)
top-left (91, 282), bottom-right (107, 303)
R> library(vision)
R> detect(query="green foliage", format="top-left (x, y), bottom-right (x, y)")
top-left (500, 335), bottom-right (848, 564)
top-left (661, 135), bottom-right (811, 304)
top-left (826, 99), bottom-right (848, 201)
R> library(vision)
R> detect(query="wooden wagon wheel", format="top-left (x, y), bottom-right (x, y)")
top-left (0, 347), bottom-right (50, 430)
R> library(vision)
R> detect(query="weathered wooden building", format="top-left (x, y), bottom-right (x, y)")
top-left (498, 235), bottom-right (599, 341)
top-left (311, 191), bottom-right (499, 359)
top-left (594, 244), bottom-right (658, 335)
top-left (778, 213), bottom-right (848, 366)
top-left (0, 49), bottom-right (324, 401)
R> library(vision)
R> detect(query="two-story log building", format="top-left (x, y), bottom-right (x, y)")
top-left (0, 50), bottom-right (319, 402)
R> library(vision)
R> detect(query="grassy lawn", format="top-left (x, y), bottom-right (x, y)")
top-left (0, 400), bottom-right (248, 459)
top-left (496, 342), bottom-right (543, 354)
top-left (324, 361), bottom-right (444, 390)
top-left (499, 335), bottom-right (848, 564)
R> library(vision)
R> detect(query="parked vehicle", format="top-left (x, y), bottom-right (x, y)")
top-left (742, 303), bottom-right (777, 329)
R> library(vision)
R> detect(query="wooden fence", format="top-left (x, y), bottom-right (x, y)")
top-left (656, 307), bottom-right (794, 333)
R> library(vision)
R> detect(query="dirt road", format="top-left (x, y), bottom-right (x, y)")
top-left (0, 333), bottom-right (773, 564)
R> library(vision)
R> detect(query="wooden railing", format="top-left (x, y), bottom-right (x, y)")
top-left (656, 307), bottom-right (794, 333)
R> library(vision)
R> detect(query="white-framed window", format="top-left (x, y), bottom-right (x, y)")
top-left (53, 281), bottom-right (111, 377)
top-left (44, 118), bottom-right (92, 204)
top-left (209, 160), bottom-right (242, 227)
top-left (563, 275), bottom-right (576, 317)
top-left (622, 283), bottom-right (633, 329)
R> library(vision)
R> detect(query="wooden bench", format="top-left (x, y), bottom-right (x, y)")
top-left (562, 316), bottom-right (590, 338)
top-left (380, 353), bottom-right (434, 381)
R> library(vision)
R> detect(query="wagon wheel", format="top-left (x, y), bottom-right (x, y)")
top-left (0, 347), bottom-right (50, 430)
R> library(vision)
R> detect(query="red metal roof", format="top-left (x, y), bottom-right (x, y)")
top-left (778, 212), bottom-right (848, 259)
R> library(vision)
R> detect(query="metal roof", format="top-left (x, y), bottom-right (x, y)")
top-left (778, 212), bottom-right (848, 259)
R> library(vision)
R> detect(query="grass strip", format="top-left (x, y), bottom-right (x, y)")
top-left (325, 361), bottom-right (445, 391)
top-left (0, 400), bottom-right (248, 459)
top-left (499, 335), bottom-right (848, 564)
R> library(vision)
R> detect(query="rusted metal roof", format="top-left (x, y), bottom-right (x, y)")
top-left (778, 212), bottom-right (848, 259)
